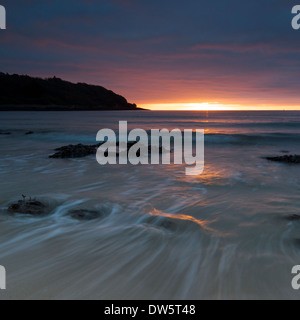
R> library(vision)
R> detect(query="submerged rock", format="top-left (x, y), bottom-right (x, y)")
top-left (143, 215), bottom-right (180, 233)
top-left (8, 198), bottom-right (47, 215)
top-left (0, 131), bottom-right (11, 135)
top-left (265, 155), bottom-right (300, 164)
top-left (68, 209), bottom-right (108, 221)
top-left (25, 131), bottom-right (34, 135)
top-left (157, 219), bottom-right (178, 232)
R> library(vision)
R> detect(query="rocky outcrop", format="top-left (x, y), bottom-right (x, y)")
top-left (8, 197), bottom-right (47, 215)
top-left (0, 73), bottom-right (139, 110)
top-left (284, 214), bottom-right (300, 221)
top-left (49, 144), bottom-right (100, 159)
top-left (265, 155), bottom-right (300, 164)
top-left (49, 142), bottom-right (168, 159)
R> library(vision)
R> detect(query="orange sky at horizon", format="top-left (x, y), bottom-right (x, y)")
top-left (139, 102), bottom-right (300, 111)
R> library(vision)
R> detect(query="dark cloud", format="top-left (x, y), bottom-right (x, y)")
top-left (0, 0), bottom-right (299, 106)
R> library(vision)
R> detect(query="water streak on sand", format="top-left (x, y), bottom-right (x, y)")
top-left (1, 111), bottom-right (300, 299)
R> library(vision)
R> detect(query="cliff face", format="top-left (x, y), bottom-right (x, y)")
top-left (0, 73), bottom-right (138, 110)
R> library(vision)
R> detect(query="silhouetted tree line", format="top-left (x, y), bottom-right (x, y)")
top-left (0, 73), bottom-right (138, 110)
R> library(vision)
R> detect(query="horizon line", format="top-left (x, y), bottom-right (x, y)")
top-left (139, 103), bottom-right (300, 111)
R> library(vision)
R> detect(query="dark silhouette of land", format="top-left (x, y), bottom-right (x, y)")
top-left (0, 73), bottom-right (140, 111)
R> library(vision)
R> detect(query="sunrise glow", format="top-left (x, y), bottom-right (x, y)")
top-left (140, 103), bottom-right (300, 111)
top-left (142, 103), bottom-right (233, 111)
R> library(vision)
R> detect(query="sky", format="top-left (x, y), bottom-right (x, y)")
top-left (1, 0), bottom-right (300, 110)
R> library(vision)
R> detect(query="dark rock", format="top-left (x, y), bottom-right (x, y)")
top-left (8, 198), bottom-right (47, 215)
top-left (49, 141), bottom-right (136, 159)
top-left (264, 155), bottom-right (300, 164)
top-left (49, 143), bottom-right (100, 158)
top-left (49, 142), bottom-right (134, 159)
top-left (25, 131), bottom-right (34, 135)
top-left (49, 141), bottom-right (169, 159)
top-left (0, 131), bottom-right (11, 135)
top-left (284, 214), bottom-right (300, 221)
top-left (68, 209), bottom-right (108, 221)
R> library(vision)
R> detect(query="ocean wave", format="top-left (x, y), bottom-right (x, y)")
top-left (204, 132), bottom-right (300, 146)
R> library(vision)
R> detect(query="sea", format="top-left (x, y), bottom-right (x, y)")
top-left (0, 110), bottom-right (300, 299)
